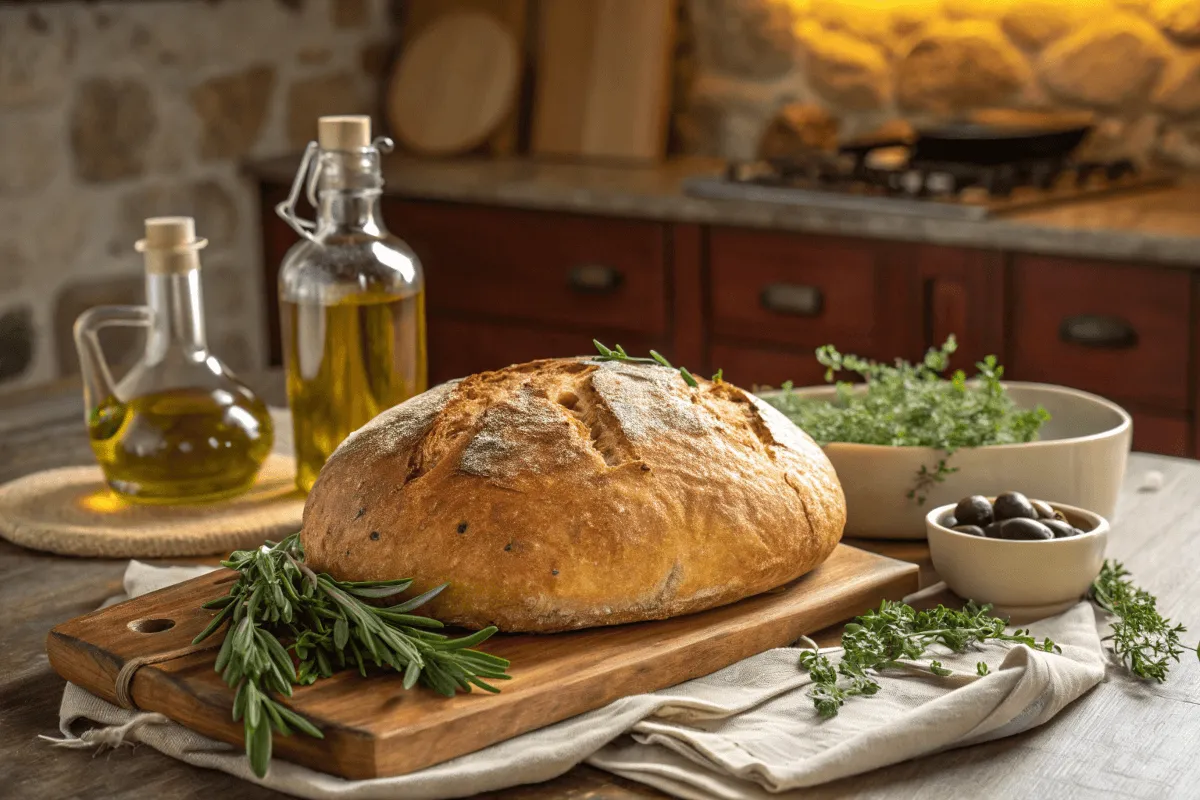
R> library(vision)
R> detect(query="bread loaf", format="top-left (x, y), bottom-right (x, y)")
top-left (300, 357), bottom-right (846, 632)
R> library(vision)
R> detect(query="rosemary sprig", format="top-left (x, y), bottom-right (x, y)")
top-left (798, 600), bottom-right (1058, 718)
top-left (194, 534), bottom-right (511, 777)
top-left (592, 340), bottom-right (699, 388)
top-left (1089, 560), bottom-right (1199, 682)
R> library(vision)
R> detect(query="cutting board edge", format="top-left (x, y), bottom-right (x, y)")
top-left (46, 628), bottom-right (124, 706)
top-left (366, 554), bottom-right (919, 776)
top-left (45, 546), bottom-right (920, 780)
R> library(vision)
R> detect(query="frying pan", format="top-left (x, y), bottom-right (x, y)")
top-left (842, 111), bottom-right (1096, 166)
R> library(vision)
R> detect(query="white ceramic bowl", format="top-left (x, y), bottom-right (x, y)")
top-left (925, 500), bottom-right (1109, 619)
top-left (757, 382), bottom-right (1131, 539)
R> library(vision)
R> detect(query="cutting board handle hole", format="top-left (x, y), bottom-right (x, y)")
top-left (129, 617), bottom-right (176, 634)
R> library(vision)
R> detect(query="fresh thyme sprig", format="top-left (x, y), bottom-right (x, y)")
top-left (1089, 560), bottom-right (1199, 682)
top-left (797, 600), bottom-right (1058, 718)
top-left (760, 336), bottom-right (1050, 504)
top-left (194, 534), bottom-right (511, 777)
top-left (592, 340), bottom-right (699, 387)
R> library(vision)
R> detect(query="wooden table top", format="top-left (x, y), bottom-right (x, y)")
top-left (3, 374), bottom-right (1198, 799)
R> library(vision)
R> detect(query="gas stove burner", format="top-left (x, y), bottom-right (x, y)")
top-left (686, 152), bottom-right (1172, 221)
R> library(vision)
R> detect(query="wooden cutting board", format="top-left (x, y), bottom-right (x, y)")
top-left (532, 0), bottom-right (676, 161)
top-left (397, 0), bottom-right (528, 156)
top-left (47, 544), bottom-right (917, 780)
top-left (388, 11), bottom-right (520, 156)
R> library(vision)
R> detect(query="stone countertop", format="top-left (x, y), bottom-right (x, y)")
top-left (248, 155), bottom-right (1200, 267)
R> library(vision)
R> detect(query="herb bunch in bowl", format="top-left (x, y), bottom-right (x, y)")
top-left (761, 336), bottom-right (1050, 503)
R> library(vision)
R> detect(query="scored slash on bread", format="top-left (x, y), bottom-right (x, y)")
top-left (301, 357), bottom-right (847, 633)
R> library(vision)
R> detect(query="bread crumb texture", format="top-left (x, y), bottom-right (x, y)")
top-left (301, 358), bottom-right (846, 632)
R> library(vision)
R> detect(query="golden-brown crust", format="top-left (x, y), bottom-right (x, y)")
top-left (300, 358), bottom-right (846, 632)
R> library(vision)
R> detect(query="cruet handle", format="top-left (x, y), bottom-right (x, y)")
top-left (73, 305), bottom-right (153, 420)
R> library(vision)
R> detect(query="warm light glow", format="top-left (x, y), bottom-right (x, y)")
top-left (787, 0), bottom-right (938, 8)
top-left (782, 0), bottom-right (1111, 8)
top-left (78, 488), bottom-right (131, 514)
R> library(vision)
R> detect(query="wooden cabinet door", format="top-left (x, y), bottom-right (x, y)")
top-left (1010, 255), bottom-right (1192, 411)
top-left (384, 200), bottom-right (669, 337)
top-left (914, 246), bottom-right (1005, 372)
top-left (1130, 410), bottom-right (1191, 458)
top-left (706, 229), bottom-right (920, 387)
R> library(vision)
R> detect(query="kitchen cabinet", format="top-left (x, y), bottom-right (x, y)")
top-left (708, 228), bottom-right (920, 363)
top-left (428, 317), bottom-right (660, 386)
top-left (1009, 255), bottom-right (1192, 411)
top-left (1128, 410), bottom-right (1191, 458)
top-left (385, 201), bottom-right (670, 337)
top-left (913, 245), bottom-right (1005, 371)
top-left (256, 182), bottom-right (1200, 458)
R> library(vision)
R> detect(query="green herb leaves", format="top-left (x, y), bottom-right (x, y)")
top-left (761, 336), bottom-right (1050, 504)
top-left (800, 567), bottom-right (1196, 720)
top-left (194, 535), bottom-right (511, 777)
top-left (1089, 560), bottom-right (1198, 682)
top-left (592, 340), bottom-right (699, 388)
top-left (797, 600), bottom-right (1058, 718)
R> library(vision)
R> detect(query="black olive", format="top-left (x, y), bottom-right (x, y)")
top-left (993, 491), bottom-right (1037, 521)
top-left (1030, 500), bottom-right (1056, 519)
top-left (1042, 519), bottom-right (1078, 539)
top-left (942, 514), bottom-right (958, 528)
top-left (991, 518), bottom-right (1054, 541)
top-left (982, 521), bottom-right (1005, 538)
top-left (954, 495), bottom-right (994, 527)
top-left (952, 524), bottom-right (986, 537)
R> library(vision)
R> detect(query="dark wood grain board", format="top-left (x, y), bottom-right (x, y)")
top-left (47, 544), bottom-right (918, 780)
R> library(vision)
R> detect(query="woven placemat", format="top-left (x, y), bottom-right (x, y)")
top-left (0, 452), bottom-right (305, 558)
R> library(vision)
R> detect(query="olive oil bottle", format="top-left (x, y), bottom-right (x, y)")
top-left (277, 116), bottom-right (427, 492)
top-left (75, 217), bottom-right (274, 503)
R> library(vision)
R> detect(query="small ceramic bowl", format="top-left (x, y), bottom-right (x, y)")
top-left (925, 499), bottom-right (1109, 620)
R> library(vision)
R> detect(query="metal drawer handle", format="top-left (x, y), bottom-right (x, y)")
top-left (1059, 314), bottom-right (1138, 349)
top-left (760, 283), bottom-right (824, 317)
top-left (567, 264), bottom-right (623, 294)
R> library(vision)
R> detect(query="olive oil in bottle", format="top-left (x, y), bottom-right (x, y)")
top-left (277, 116), bottom-right (427, 492)
top-left (281, 290), bottom-right (426, 492)
top-left (75, 217), bottom-right (274, 504)
top-left (88, 386), bottom-right (273, 503)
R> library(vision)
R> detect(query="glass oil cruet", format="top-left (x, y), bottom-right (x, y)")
top-left (74, 216), bottom-right (274, 504)
top-left (276, 115), bottom-right (427, 493)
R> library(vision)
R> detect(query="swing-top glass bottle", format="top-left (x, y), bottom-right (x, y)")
top-left (276, 115), bottom-right (427, 493)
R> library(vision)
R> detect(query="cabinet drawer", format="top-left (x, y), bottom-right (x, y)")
top-left (385, 201), bottom-right (668, 336)
top-left (1010, 256), bottom-right (1191, 410)
top-left (710, 344), bottom-right (829, 391)
top-left (708, 229), bottom-right (916, 357)
top-left (429, 316), bottom-right (659, 384)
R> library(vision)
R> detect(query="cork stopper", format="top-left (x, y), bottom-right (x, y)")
top-left (318, 115), bottom-right (372, 151)
top-left (134, 216), bottom-right (208, 274)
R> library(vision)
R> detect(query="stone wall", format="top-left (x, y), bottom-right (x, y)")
top-left (677, 0), bottom-right (1200, 166)
top-left (0, 0), bottom-right (391, 391)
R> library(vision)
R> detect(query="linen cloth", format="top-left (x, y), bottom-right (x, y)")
top-left (47, 561), bottom-right (1106, 800)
